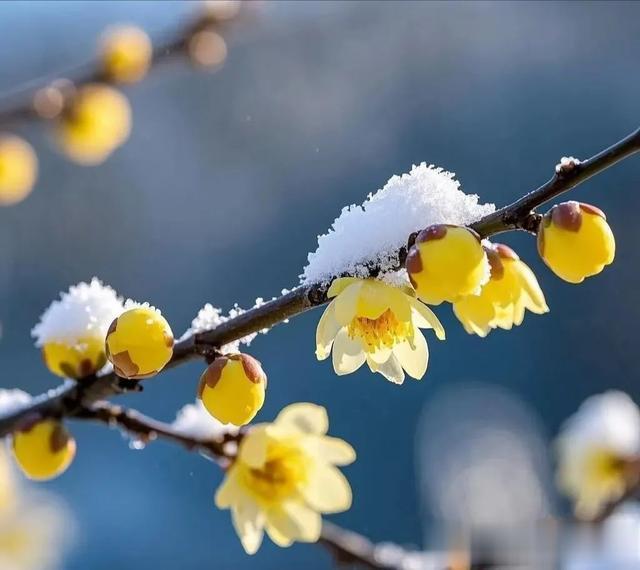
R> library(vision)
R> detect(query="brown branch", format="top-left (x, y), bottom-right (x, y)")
top-left (0, 3), bottom-right (241, 127)
top-left (0, 126), bottom-right (638, 439)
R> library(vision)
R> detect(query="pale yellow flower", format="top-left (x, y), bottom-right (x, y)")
top-left (215, 403), bottom-right (355, 554)
top-left (453, 243), bottom-right (548, 337)
top-left (316, 277), bottom-right (445, 384)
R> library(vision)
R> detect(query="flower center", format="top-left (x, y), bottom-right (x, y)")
top-left (242, 443), bottom-right (308, 503)
top-left (347, 309), bottom-right (413, 352)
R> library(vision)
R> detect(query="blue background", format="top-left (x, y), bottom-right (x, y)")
top-left (0, 1), bottom-right (638, 568)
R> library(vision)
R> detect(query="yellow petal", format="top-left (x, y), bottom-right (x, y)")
top-left (276, 403), bottom-right (329, 435)
top-left (315, 301), bottom-right (341, 360)
top-left (369, 354), bottom-right (405, 384)
top-left (265, 519), bottom-right (294, 547)
top-left (356, 281), bottom-right (393, 320)
top-left (332, 329), bottom-right (366, 375)
top-left (393, 329), bottom-right (428, 379)
top-left (333, 282), bottom-right (363, 326)
top-left (386, 286), bottom-right (413, 322)
top-left (238, 426), bottom-right (269, 469)
top-left (517, 262), bottom-right (549, 314)
top-left (366, 344), bottom-right (393, 365)
top-left (408, 297), bottom-right (445, 340)
top-left (300, 462), bottom-right (352, 513)
top-left (327, 277), bottom-right (362, 299)
top-left (231, 496), bottom-right (264, 555)
top-left (267, 500), bottom-right (322, 543)
top-left (306, 435), bottom-right (356, 466)
top-left (215, 469), bottom-right (241, 508)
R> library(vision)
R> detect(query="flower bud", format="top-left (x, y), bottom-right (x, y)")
top-left (406, 224), bottom-right (488, 305)
top-left (0, 134), bottom-right (38, 206)
top-left (198, 354), bottom-right (267, 426)
top-left (12, 419), bottom-right (76, 481)
top-left (537, 201), bottom-right (615, 283)
top-left (105, 307), bottom-right (174, 379)
top-left (100, 25), bottom-right (152, 84)
top-left (42, 336), bottom-right (107, 379)
top-left (55, 84), bottom-right (131, 165)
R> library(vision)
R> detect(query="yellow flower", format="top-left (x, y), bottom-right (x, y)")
top-left (42, 336), bottom-right (107, 379)
top-left (0, 134), bottom-right (38, 206)
top-left (215, 403), bottom-right (355, 554)
top-left (537, 201), bottom-right (615, 283)
top-left (556, 391), bottom-right (640, 519)
top-left (105, 306), bottom-right (174, 379)
top-left (12, 420), bottom-right (76, 481)
top-left (406, 224), bottom-right (488, 305)
top-left (55, 84), bottom-right (131, 165)
top-left (198, 354), bottom-right (267, 426)
top-left (100, 25), bottom-right (152, 84)
top-left (316, 277), bottom-right (445, 384)
top-left (453, 243), bottom-right (548, 336)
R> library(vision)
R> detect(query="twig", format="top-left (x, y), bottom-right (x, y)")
top-left (0, 127), bottom-right (638, 438)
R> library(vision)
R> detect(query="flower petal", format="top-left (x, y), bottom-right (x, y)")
top-left (332, 329), bottom-right (366, 375)
top-left (315, 301), bottom-right (341, 361)
top-left (409, 298), bottom-right (445, 340)
top-left (517, 262), bottom-right (549, 314)
top-left (265, 520), bottom-right (294, 547)
top-left (393, 329), bottom-right (428, 379)
top-left (276, 403), bottom-right (328, 435)
top-left (300, 462), bottom-right (352, 513)
top-left (238, 426), bottom-right (269, 469)
top-left (334, 282), bottom-right (363, 326)
top-left (267, 500), bottom-right (322, 543)
top-left (356, 281), bottom-right (393, 320)
top-left (370, 354), bottom-right (405, 384)
top-left (366, 344), bottom-right (393, 365)
top-left (215, 469), bottom-right (241, 508)
top-left (231, 496), bottom-right (265, 555)
top-left (327, 277), bottom-right (362, 299)
top-left (306, 435), bottom-right (356, 466)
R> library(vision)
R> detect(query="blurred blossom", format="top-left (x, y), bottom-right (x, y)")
top-left (100, 25), bottom-right (152, 84)
top-left (0, 447), bottom-right (74, 570)
top-left (417, 383), bottom-right (554, 567)
top-left (0, 134), bottom-right (38, 207)
top-left (556, 391), bottom-right (640, 520)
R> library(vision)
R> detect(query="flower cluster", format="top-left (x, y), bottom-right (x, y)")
top-left (556, 391), bottom-right (640, 519)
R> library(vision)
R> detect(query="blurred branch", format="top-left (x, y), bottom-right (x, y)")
top-left (0, 127), bottom-right (638, 440)
top-left (0, 1), bottom-right (242, 127)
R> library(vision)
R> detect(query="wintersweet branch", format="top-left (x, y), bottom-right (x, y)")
top-left (0, 126), bottom-right (638, 437)
top-left (0, 3), bottom-right (242, 127)
top-left (73, 401), bottom-right (422, 570)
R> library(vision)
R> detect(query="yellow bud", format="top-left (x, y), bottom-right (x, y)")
top-left (100, 25), bottom-right (152, 84)
top-left (42, 335), bottom-right (107, 379)
top-left (0, 134), bottom-right (38, 206)
top-left (406, 224), bottom-right (487, 305)
top-left (12, 420), bottom-right (76, 481)
top-left (55, 84), bottom-right (131, 165)
top-left (105, 307), bottom-right (174, 379)
top-left (537, 201), bottom-right (615, 283)
top-left (198, 354), bottom-right (267, 426)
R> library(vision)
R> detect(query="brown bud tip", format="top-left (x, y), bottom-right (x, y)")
top-left (405, 246), bottom-right (423, 275)
top-left (238, 354), bottom-right (266, 385)
top-left (416, 224), bottom-right (448, 244)
top-left (483, 246), bottom-right (504, 280)
top-left (198, 356), bottom-right (229, 396)
top-left (579, 202), bottom-right (607, 220)
top-left (551, 201), bottom-right (582, 232)
top-left (50, 424), bottom-right (71, 453)
top-left (494, 243), bottom-right (519, 261)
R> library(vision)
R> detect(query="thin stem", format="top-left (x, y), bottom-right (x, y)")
top-left (0, 127), bottom-right (637, 439)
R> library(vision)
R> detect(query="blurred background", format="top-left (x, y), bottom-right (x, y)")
top-left (0, 1), bottom-right (638, 568)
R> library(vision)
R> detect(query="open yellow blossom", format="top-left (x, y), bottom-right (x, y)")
top-left (100, 25), bottom-right (152, 84)
top-left (453, 243), bottom-right (548, 336)
top-left (55, 84), bottom-right (131, 165)
top-left (0, 134), bottom-right (38, 206)
top-left (316, 277), bottom-right (445, 384)
top-left (556, 391), bottom-right (640, 519)
top-left (215, 403), bottom-right (355, 554)
top-left (537, 201), bottom-right (615, 283)
top-left (406, 224), bottom-right (488, 305)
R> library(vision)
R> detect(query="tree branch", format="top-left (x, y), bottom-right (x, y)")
top-left (0, 127), bottom-right (638, 445)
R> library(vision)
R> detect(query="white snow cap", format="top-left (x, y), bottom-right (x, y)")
top-left (301, 163), bottom-right (495, 284)
top-left (559, 391), bottom-right (640, 458)
top-left (0, 389), bottom-right (32, 417)
top-left (31, 278), bottom-right (124, 347)
top-left (171, 401), bottom-right (238, 440)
